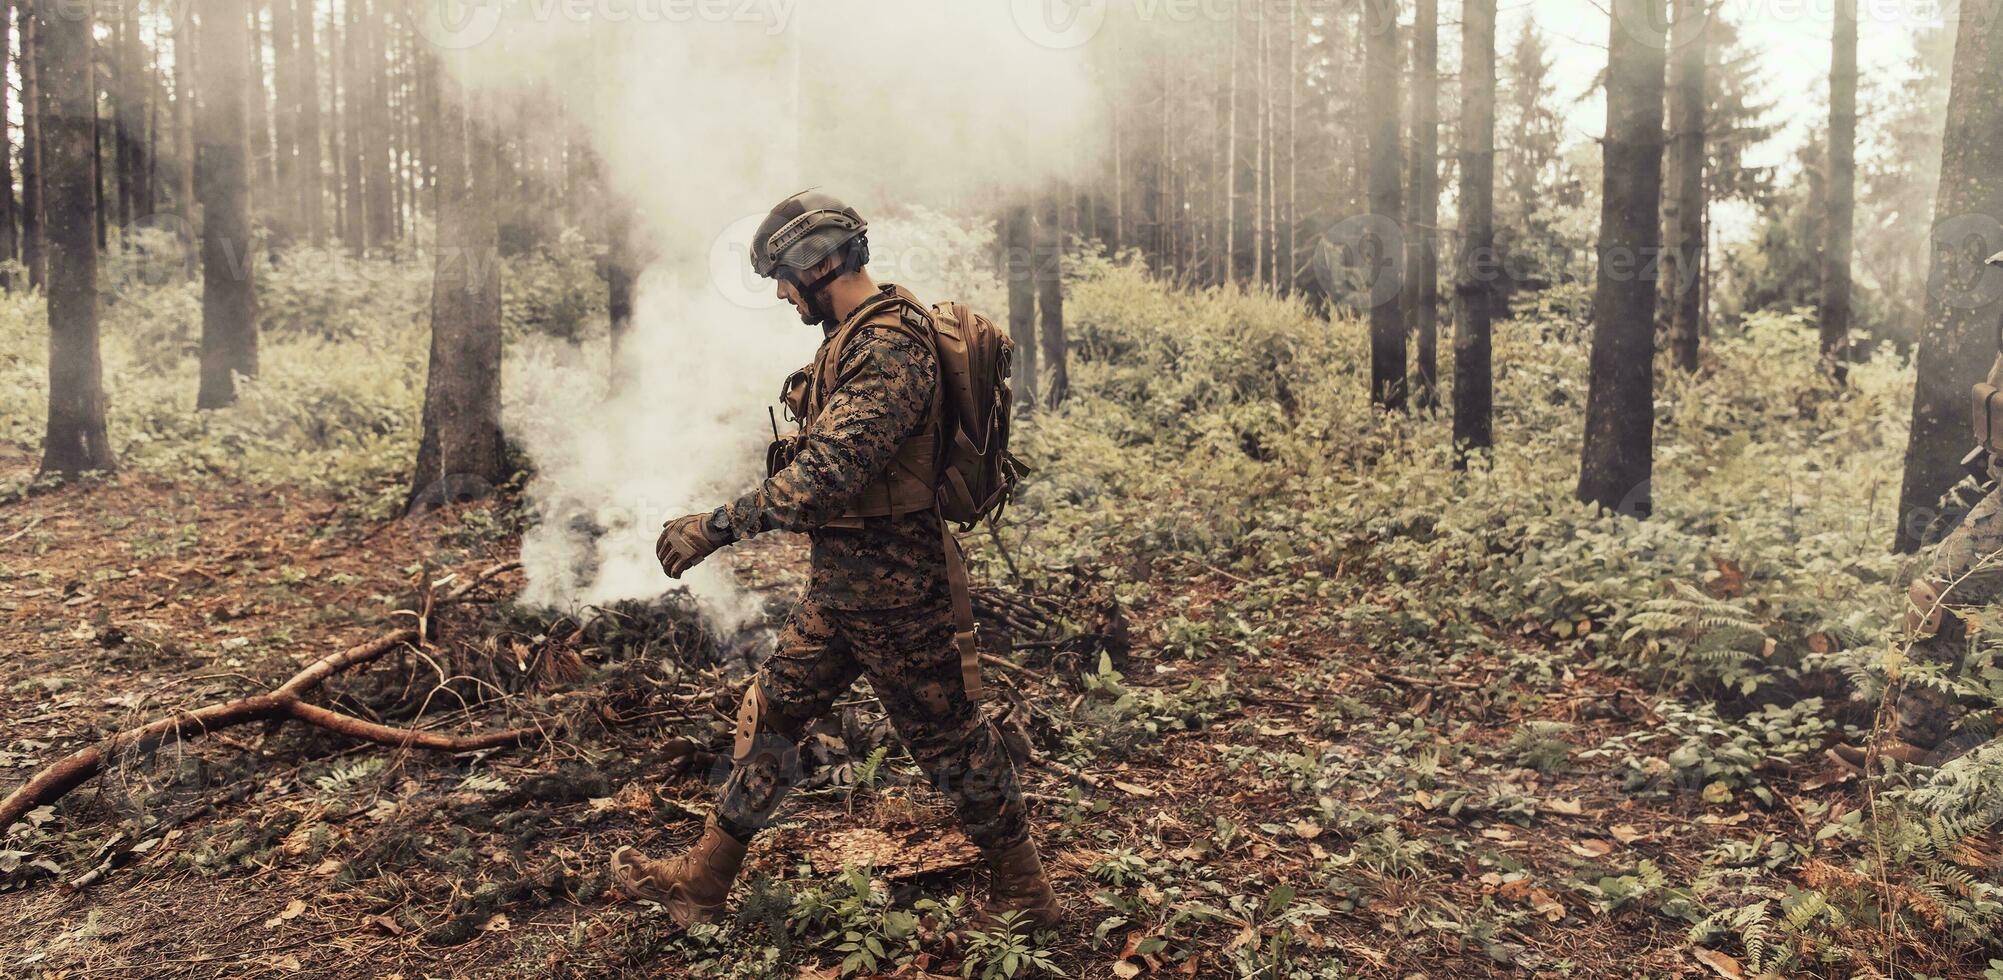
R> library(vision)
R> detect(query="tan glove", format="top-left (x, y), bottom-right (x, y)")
top-left (656, 512), bottom-right (731, 579)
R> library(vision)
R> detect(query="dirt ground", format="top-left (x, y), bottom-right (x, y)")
top-left (0, 446), bottom-right (1961, 978)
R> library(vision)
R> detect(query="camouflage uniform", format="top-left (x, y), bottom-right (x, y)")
top-left (706, 284), bottom-right (1030, 853)
top-left (1898, 475), bottom-right (2003, 748)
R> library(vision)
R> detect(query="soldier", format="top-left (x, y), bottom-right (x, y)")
top-left (1831, 252), bottom-right (2003, 771)
top-left (608, 191), bottom-right (1059, 934)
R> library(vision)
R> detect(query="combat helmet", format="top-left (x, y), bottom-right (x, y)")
top-left (750, 190), bottom-right (870, 326)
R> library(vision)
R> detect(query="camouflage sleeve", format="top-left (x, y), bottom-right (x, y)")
top-left (721, 327), bottom-right (936, 535)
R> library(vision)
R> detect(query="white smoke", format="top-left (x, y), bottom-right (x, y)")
top-left (456, 2), bottom-right (1103, 618)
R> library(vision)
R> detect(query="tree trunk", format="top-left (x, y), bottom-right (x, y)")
top-left (1663, 0), bottom-right (1709, 373)
top-left (340, 0), bottom-right (364, 254)
top-left (269, 0), bottom-right (299, 244)
top-left (36, 0), bottom-right (113, 475)
top-left (1365, 0), bottom-right (1406, 410)
top-left (20, 0), bottom-right (44, 290)
top-left (1577, 0), bottom-right (1667, 517)
top-left (364, 0), bottom-right (393, 249)
top-left (1819, 0), bottom-right (1857, 380)
top-left (1224, 14), bottom-right (1238, 286)
top-left (173, 0), bottom-right (196, 226)
top-left (0, 0), bottom-right (18, 274)
top-left (1895, 1), bottom-right (2003, 552)
top-left (1037, 193), bottom-right (1069, 409)
top-left (197, 0), bottom-right (259, 409)
top-left (295, 0), bottom-right (322, 244)
top-left (408, 74), bottom-right (508, 513)
top-left (247, 0), bottom-right (274, 206)
top-left (1454, 0), bottom-right (1497, 464)
top-left (1408, 0), bottom-right (1440, 410)
top-left (1004, 204), bottom-right (1038, 413)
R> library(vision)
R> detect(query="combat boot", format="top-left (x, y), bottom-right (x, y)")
top-left (976, 838), bottom-right (1060, 933)
top-left (609, 818), bottom-right (747, 926)
top-left (1827, 738), bottom-right (1935, 773)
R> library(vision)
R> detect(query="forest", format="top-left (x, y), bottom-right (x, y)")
top-left (4, 0), bottom-right (2003, 976)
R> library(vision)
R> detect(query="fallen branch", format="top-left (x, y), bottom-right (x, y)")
top-left (1, 563), bottom-right (538, 832)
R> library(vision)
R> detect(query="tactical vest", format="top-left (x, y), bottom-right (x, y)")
top-left (800, 284), bottom-right (943, 529)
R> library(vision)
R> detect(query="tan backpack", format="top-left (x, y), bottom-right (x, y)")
top-left (782, 288), bottom-right (1025, 701)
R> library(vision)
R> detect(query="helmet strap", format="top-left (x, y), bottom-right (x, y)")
top-left (789, 245), bottom-right (853, 327)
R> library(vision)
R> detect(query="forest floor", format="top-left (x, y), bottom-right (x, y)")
top-left (0, 441), bottom-right (1946, 980)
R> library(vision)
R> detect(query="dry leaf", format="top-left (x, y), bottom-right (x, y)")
top-left (1544, 797), bottom-right (1584, 815)
top-left (1480, 827), bottom-right (1515, 841)
top-left (1528, 888), bottom-right (1565, 922)
top-left (1113, 780), bottom-right (1158, 798)
top-left (1292, 820), bottom-right (1323, 840)
top-left (1112, 961), bottom-right (1142, 979)
top-left (1690, 946), bottom-right (1744, 979)
top-left (1570, 840), bottom-right (1614, 858)
top-left (483, 914), bottom-right (512, 933)
top-left (1610, 824), bottom-right (1646, 844)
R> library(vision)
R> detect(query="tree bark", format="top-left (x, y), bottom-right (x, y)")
top-left (1037, 192), bottom-right (1069, 409)
top-left (247, 0), bottom-right (274, 205)
top-left (295, 0), bottom-right (322, 244)
top-left (269, 0), bottom-right (300, 244)
top-left (1577, 0), bottom-right (1667, 517)
top-left (1896, 1), bottom-right (2003, 552)
top-left (1004, 204), bottom-right (1038, 414)
top-left (1365, 0), bottom-right (1406, 410)
top-left (20, 0), bottom-right (44, 291)
top-left (1819, 0), bottom-right (1857, 381)
top-left (1663, 0), bottom-right (1709, 373)
top-left (196, 0), bottom-right (259, 409)
top-left (36, 0), bottom-right (113, 475)
top-left (407, 75), bottom-right (507, 513)
top-left (363, 0), bottom-right (394, 249)
top-left (339, 0), bottom-right (364, 254)
top-left (173, 0), bottom-right (196, 228)
top-left (0, 0), bottom-right (18, 274)
top-left (1454, 0), bottom-right (1498, 465)
top-left (1407, 0), bottom-right (1440, 410)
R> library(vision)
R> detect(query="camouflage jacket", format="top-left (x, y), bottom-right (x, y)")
top-left (719, 288), bottom-right (947, 610)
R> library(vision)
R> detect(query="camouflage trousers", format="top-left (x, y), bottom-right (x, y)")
top-left (712, 591), bottom-right (1031, 854)
top-left (1899, 485), bottom-right (2003, 747)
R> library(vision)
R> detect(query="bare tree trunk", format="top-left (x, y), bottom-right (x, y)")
top-left (1004, 203), bottom-right (1038, 413)
top-left (1819, 0), bottom-right (1857, 381)
top-left (408, 73), bottom-right (508, 513)
top-left (0, 0), bottom-right (19, 275)
top-left (295, 0), bottom-right (322, 244)
top-left (1577, 0), bottom-right (1667, 517)
top-left (1252, 6), bottom-right (1266, 288)
top-left (1896, 0), bottom-right (2003, 552)
top-left (1408, 0), bottom-right (1440, 410)
top-left (1285, 0), bottom-right (1297, 296)
top-left (20, 0), bottom-right (44, 291)
top-left (1037, 192), bottom-right (1069, 409)
top-left (1454, 0), bottom-right (1498, 464)
top-left (247, 0), bottom-right (274, 206)
top-left (197, 0), bottom-right (259, 409)
top-left (173, 0), bottom-right (196, 223)
top-left (269, 0), bottom-right (300, 244)
top-left (340, 0), bottom-right (364, 254)
top-left (1224, 14), bottom-right (1238, 286)
top-left (1663, 0), bottom-right (1709, 373)
top-left (1365, 0), bottom-right (1406, 410)
top-left (364, 0), bottom-right (393, 249)
top-left (36, 0), bottom-right (113, 475)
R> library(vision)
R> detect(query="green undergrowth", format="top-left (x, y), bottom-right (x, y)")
top-left (0, 228), bottom-right (602, 517)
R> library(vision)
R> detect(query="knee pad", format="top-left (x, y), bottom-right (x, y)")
top-left (1908, 579), bottom-right (1951, 638)
top-left (733, 677), bottom-right (774, 765)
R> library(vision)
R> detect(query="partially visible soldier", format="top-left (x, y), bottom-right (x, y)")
top-left (1831, 252), bottom-right (2003, 771)
top-left (608, 191), bottom-right (1059, 934)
